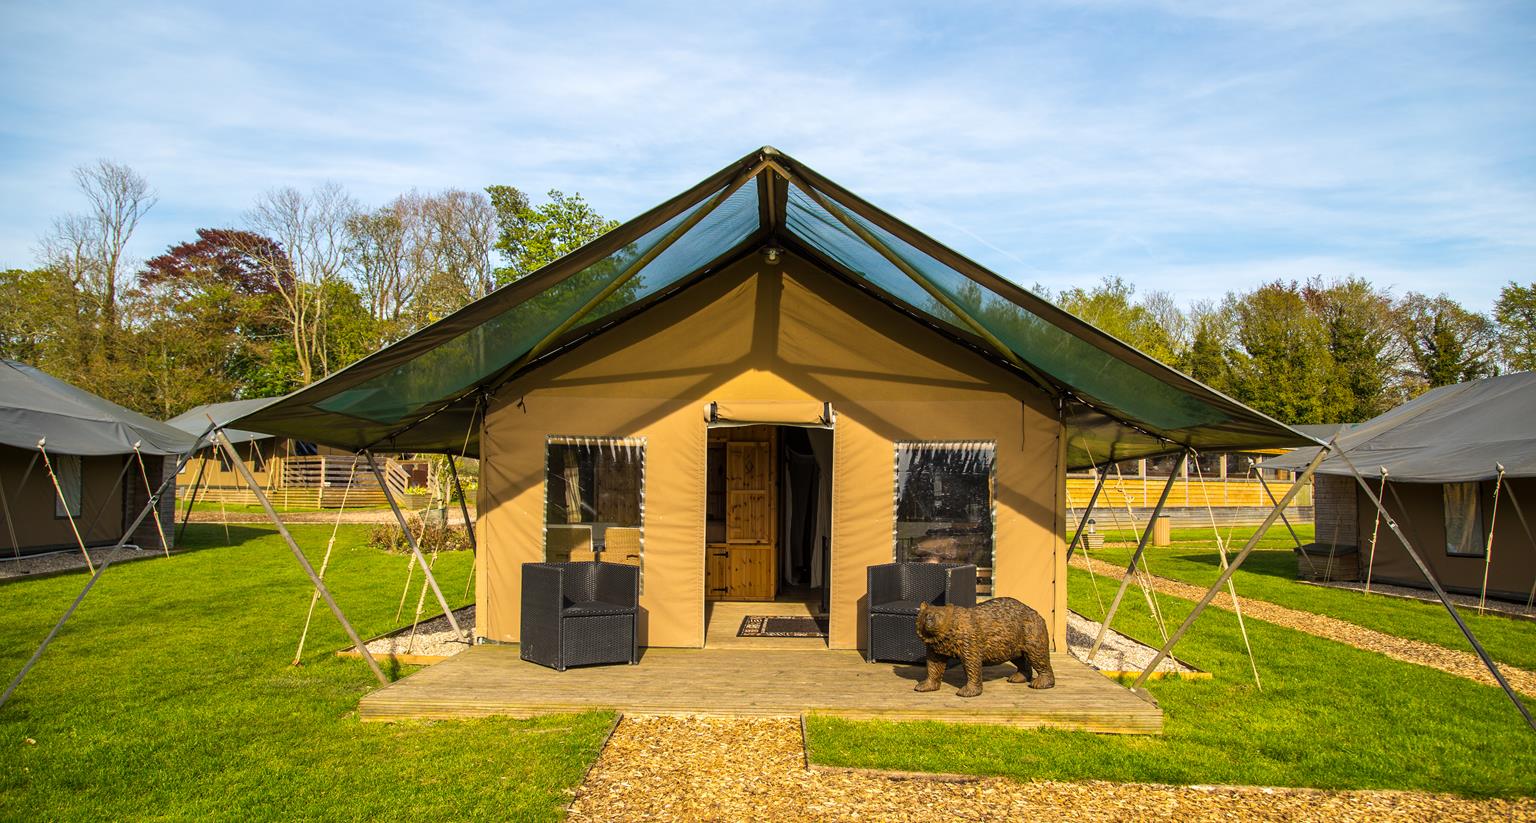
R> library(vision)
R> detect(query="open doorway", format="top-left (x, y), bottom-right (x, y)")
top-left (704, 423), bottom-right (832, 647)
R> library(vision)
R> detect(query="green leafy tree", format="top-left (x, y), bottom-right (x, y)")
top-left (1224, 282), bottom-right (1340, 424)
top-left (1302, 276), bottom-right (1399, 420)
top-left (1181, 302), bottom-right (1231, 391)
top-left (1394, 292), bottom-right (1498, 390)
top-left (1056, 276), bottom-right (1180, 364)
top-left (1494, 280), bottom-right (1536, 372)
top-left (487, 186), bottom-right (619, 285)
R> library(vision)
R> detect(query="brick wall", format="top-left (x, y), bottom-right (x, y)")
top-left (123, 455), bottom-right (178, 550)
top-left (1313, 473), bottom-right (1357, 548)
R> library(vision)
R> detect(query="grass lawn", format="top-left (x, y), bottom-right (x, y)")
top-left (0, 523), bottom-right (611, 821)
top-left (1083, 524), bottom-right (1536, 672)
top-left (806, 563), bottom-right (1536, 797)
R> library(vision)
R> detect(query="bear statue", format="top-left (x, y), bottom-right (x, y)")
top-left (913, 597), bottom-right (1054, 698)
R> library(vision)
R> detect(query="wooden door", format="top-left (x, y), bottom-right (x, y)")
top-left (706, 547), bottom-right (731, 599)
top-left (726, 441), bottom-right (771, 544)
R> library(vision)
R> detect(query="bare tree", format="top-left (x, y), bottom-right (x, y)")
top-left (243, 182), bottom-right (357, 384)
top-left (73, 160), bottom-right (157, 338)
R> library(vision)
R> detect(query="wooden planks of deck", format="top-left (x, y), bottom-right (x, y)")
top-left (358, 646), bottom-right (1163, 735)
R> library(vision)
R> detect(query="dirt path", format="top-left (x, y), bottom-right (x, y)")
top-left (1073, 554), bottom-right (1536, 696)
top-left (567, 715), bottom-right (1529, 821)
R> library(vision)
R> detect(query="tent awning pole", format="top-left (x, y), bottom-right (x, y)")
top-left (1495, 481), bottom-right (1536, 608)
top-left (1131, 445), bottom-right (1329, 689)
top-left (1333, 448), bottom-right (1536, 732)
top-left (1066, 466), bottom-right (1109, 561)
top-left (449, 456), bottom-right (477, 556)
top-left (175, 454), bottom-right (209, 546)
top-left (219, 430), bottom-right (388, 685)
top-left (1089, 452), bottom-right (1186, 660)
top-left (505, 159), bottom-right (769, 378)
top-left (1, 423), bottom-right (217, 710)
top-left (1479, 467), bottom-right (1505, 614)
top-left (367, 450), bottom-right (469, 642)
top-left (789, 178), bottom-right (1058, 395)
top-left (1255, 469), bottom-right (1314, 573)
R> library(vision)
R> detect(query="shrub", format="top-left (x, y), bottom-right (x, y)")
top-left (368, 512), bottom-right (472, 554)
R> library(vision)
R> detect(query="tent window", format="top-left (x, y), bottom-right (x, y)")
top-left (544, 436), bottom-right (646, 579)
top-left (893, 441), bottom-right (996, 596)
top-left (54, 454), bottom-right (82, 518)
top-left (1443, 482), bottom-right (1484, 557)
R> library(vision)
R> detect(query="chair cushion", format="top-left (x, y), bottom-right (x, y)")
top-left (563, 600), bottom-right (635, 617)
top-left (869, 599), bottom-right (927, 616)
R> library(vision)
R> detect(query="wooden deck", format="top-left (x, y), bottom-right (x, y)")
top-left (359, 646), bottom-right (1163, 734)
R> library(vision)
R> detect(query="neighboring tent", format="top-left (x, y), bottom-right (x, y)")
top-left (1268, 373), bottom-right (1536, 601)
top-left (230, 147), bottom-right (1316, 652)
top-left (0, 360), bottom-right (197, 556)
top-left (166, 398), bottom-right (279, 446)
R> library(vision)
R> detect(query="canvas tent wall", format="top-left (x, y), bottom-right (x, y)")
top-left (230, 147), bottom-right (1316, 652)
top-left (1267, 373), bottom-right (1536, 600)
top-left (0, 360), bottom-right (195, 555)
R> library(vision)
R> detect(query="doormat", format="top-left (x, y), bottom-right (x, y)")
top-left (737, 615), bottom-right (830, 638)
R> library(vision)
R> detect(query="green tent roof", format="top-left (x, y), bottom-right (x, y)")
top-left (236, 147), bottom-right (1317, 467)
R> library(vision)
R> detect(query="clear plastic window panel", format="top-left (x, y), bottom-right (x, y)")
top-left (544, 436), bottom-right (647, 580)
top-left (1443, 482), bottom-right (1484, 557)
top-left (785, 183), bottom-right (1228, 433)
top-left (893, 441), bottom-right (996, 596)
top-left (316, 179), bottom-right (760, 425)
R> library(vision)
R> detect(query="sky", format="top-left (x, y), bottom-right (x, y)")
top-left (1, 1), bottom-right (1532, 312)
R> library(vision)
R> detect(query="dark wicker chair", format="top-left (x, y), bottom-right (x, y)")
top-left (866, 562), bottom-right (977, 663)
top-left (520, 561), bottom-right (639, 671)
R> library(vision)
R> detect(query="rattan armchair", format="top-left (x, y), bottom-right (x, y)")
top-left (520, 561), bottom-right (639, 671)
top-left (866, 562), bottom-right (977, 663)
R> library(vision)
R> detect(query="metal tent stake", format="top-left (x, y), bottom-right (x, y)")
top-left (218, 431), bottom-right (388, 685)
top-left (367, 450), bottom-right (469, 642)
top-left (1088, 453), bottom-right (1185, 660)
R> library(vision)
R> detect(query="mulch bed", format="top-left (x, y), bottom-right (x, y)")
top-left (0, 546), bottom-right (162, 581)
top-left (566, 715), bottom-right (1531, 821)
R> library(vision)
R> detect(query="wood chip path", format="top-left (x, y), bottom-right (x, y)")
top-left (1073, 555), bottom-right (1536, 697)
top-left (567, 715), bottom-right (1530, 821)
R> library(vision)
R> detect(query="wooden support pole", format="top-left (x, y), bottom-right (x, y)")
top-left (1364, 469), bottom-right (1389, 593)
top-left (1131, 447), bottom-right (1329, 689)
top-left (132, 442), bottom-right (171, 558)
top-left (218, 431), bottom-right (388, 685)
top-left (1478, 467), bottom-right (1505, 614)
top-left (1066, 466), bottom-right (1108, 561)
top-left (367, 450), bottom-right (468, 641)
top-left (1332, 449), bottom-right (1535, 733)
top-left (1089, 455), bottom-right (1185, 660)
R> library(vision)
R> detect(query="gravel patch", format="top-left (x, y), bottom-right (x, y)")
top-left (1303, 579), bottom-right (1536, 621)
top-left (1074, 554), bottom-right (1536, 697)
top-left (1067, 610), bottom-right (1196, 675)
top-left (355, 605), bottom-right (475, 658)
top-left (0, 546), bottom-right (161, 580)
top-left (567, 715), bottom-right (1530, 822)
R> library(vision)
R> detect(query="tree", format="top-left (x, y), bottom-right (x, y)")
top-left (133, 229), bottom-right (293, 414)
top-left (1181, 301), bottom-right (1230, 391)
top-left (1302, 276), bottom-right (1399, 420)
top-left (1494, 281), bottom-right (1536, 372)
top-left (1056, 276), bottom-right (1180, 364)
top-left (243, 183), bottom-right (358, 384)
top-left (488, 186), bottom-right (618, 285)
top-left (1224, 282), bottom-right (1340, 424)
top-left (1394, 292), bottom-right (1498, 390)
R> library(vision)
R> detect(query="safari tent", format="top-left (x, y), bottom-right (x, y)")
top-left (0, 360), bottom-right (194, 557)
top-left (1270, 373), bottom-right (1536, 602)
top-left (235, 146), bottom-right (1315, 654)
